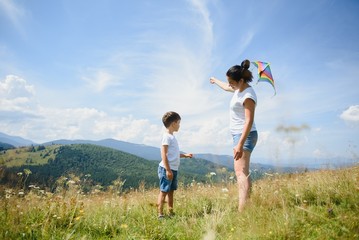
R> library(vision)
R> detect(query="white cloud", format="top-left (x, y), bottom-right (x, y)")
top-left (0, 75), bottom-right (36, 112)
top-left (81, 68), bottom-right (121, 92)
top-left (179, 116), bottom-right (231, 153)
top-left (252, 128), bottom-right (315, 160)
top-left (189, 0), bottom-right (213, 47)
top-left (1, 103), bottom-right (162, 145)
top-left (238, 31), bottom-right (254, 56)
top-left (0, 75), bottom-right (221, 151)
top-left (0, 0), bottom-right (26, 35)
top-left (257, 131), bottom-right (271, 146)
top-left (340, 105), bottom-right (359, 124)
top-left (0, 75), bottom-right (34, 96)
top-left (127, 1), bottom-right (216, 118)
top-left (93, 115), bottom-right (161, 145)
top-left (36, 107), bottom-right (106, 140)
top-left (313, 149), bottom-right (331, 159)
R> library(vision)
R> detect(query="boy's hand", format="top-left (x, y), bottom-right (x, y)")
top-left (166, 169), bottom-right (173, 180)
top-left (185, 153), bottom-right (193, 158)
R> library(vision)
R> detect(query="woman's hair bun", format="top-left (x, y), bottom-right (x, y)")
top-left (241, 59), bottom-right (250, 70)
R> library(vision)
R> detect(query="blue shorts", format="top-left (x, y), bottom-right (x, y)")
top-left (232, 131), bottom-right (258, 152)
top-left (158, 166), bottom-right (178, 192)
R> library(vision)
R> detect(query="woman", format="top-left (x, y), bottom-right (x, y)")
top-left (210, 59), bottom-right (258, 212)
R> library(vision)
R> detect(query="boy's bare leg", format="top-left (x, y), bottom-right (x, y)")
top-left (234, 150), bottom-right (251, 212)
top-left (167, 190), bottom-right (174, 215)
top-left (157, 191), bottom-right (167, 216)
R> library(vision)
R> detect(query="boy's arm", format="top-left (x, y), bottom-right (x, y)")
top-left (161, 145), bottom-right (173, 180)
top-left (180, 153), bottom-right (193, 158)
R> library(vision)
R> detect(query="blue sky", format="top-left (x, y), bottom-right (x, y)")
top-left (1, 0), bottom-right (358, 167)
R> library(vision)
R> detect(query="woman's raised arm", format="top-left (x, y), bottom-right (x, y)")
top-left (210, 77), bottom-right (234, 92)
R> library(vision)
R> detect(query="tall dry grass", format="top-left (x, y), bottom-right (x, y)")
top-left (0, 166), bottom-right (358, 239)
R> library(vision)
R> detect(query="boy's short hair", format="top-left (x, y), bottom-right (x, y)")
top-left (162, 111), bottom-right (181, 128)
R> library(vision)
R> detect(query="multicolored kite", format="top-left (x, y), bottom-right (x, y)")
top-left (252, 61), bottom-right (276, 95)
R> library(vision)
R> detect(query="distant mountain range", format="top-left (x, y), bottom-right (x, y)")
top-left (0, 132), bottom-right (35, 147)
top-left (44, 138), bottom-right (162, 161)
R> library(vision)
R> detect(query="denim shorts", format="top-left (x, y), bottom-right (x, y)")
top-left (232, 131), bottom-right (258, 152)
top-left (158, 166), bottom-right (178, 192)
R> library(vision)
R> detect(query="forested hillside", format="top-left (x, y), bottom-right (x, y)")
top-left (0, 144), bottom-right (232, 191)
top-left (0, 142), bottom-right (14, 151)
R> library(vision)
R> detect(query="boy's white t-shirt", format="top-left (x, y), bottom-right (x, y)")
top-left (159, 132), bottom-right (180, 171)
top-left (229, 86), bottom-right (257, 135)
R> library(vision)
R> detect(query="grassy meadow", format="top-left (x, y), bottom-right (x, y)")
top-left (0, 166), bottom-right (358, 239)
top-left (0, 145), bottom-right (59, 167)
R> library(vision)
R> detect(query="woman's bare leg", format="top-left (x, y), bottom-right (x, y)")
top-left (234, 150), bottom-right (251, 212)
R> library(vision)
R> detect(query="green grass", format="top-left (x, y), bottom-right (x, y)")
top-left (0, 166), bottom-right (358, 239)
top-left (0, 145), bottom-right (59, 167)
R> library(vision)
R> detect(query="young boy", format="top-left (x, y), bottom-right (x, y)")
top-left (157, 111), bottom-right (193, 219)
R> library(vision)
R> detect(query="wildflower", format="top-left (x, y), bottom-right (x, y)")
top-left (74, 216), bottom-right (81, 221)
top-left (18, 191), bottom-right (24, 196)
top-left (24, 169), bottom-right (32, 175)
top-left (5, 189), bottom-right (12, 194)
top-left (120, 224), bottom-right (128, 229)
top-left (221, 188), bottom-right (229, 193)
top-left (210, 172), bottom-right (216, 176)
top-left (17, 172), bottom-right (23, 176)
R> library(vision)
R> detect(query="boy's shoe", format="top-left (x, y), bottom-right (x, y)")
top-left (158, 215), bottom-right (165, 220)
top-left (168, 212), bottom-right (175, 218)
